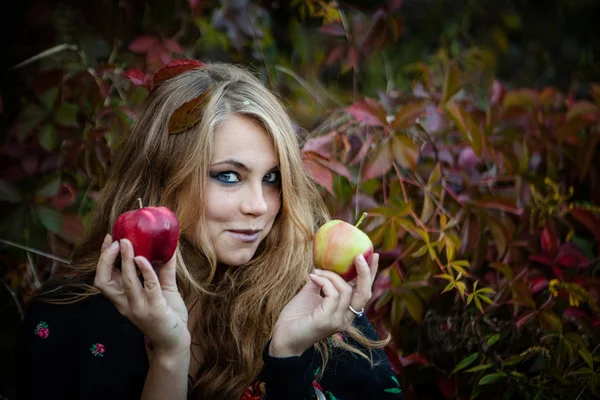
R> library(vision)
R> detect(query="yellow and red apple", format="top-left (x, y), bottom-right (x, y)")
top-left (313, 214), bottom-right (373, 281)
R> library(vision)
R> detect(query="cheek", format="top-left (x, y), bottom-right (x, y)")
top-left (205, 184), bottom-right (236, 222)
top-left (266, 188), bottom-right (282, 216)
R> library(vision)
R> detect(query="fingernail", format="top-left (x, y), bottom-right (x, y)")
top-left (309, 273), bottom-right (318, 279)
top-left (109, 241), bottom-right (119, 252)
top-left (313, 269), bottom-right (324, 274)
top-left (358, 254), bottom-right (366, 264)
top-left (103, 234), bottom-right (110, 245)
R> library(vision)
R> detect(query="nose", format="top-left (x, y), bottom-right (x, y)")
top-left (240, 183), bottom-right (268, 216)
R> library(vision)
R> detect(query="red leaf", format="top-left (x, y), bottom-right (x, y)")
top-left (528, 253), bottom-right (553, 266)
top-left (168, 85), bottom-right (214, 134)
top-left (570, 207), bottom-right (600, 242)
top-left (345, 100), bottom-right (386, 127)
top-left (123, 69), bottom-right (145, 86)
top-left (319, 22), bottom-right (346, 36)
top-left (129, 36), bottom-right (159, 53)
top-left (436, 374), bottom-right (456, 400)
top-left (325, 45), bottom-right (346, 66)
top-left (387, 0), bottom-right (404, 12)
top-left (555, 243), bottom-right (591, 269)
top-left (302, 131), bottom-right (337, 159)
top-left (302, 153), bottom-right (334, 195)
top-left (60, 213), bottom-right (85, 244)
top-left (153, 59), bottom-right (204, 86)
top-left (316, 157), bottom-right (352, 180)
top-left (541, 225), bottom-right (558, 255)
top-left (391, 102), bottom-right (427, 130)
top-left (51, 183), bottom-right (76, 210)
top-left (362, 142), bottom-right (392, 181)
top-left (563, 307), bottom-right (590, 321)
top-left (163, 39), bottom-right (184, 54)
top-left (187, 0), bottom-right (202, 15)
top-left (399, 352), bottom-right (429, 367)
top-left (530, 277), bottom-right (549, 295)
top-left (516, 311), bottom-right (538, 331)
top-left (473, 195), bottom-right (523, 216)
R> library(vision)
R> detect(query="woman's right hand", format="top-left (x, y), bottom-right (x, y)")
top-left (94, 234), bottom-right (191, 355)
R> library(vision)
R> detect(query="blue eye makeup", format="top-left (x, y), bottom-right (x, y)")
top-left (210, 171), bottom-right (240, 184)
top-left (263, 171), bottom-right (281, 184)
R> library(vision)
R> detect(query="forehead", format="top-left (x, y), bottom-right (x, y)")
top-left (212, 115), bottom-right (278, 166)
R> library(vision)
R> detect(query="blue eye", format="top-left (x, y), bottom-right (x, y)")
top-left (264, 171), bottom-right (281, 184)
top-left (211, 171), bottom-right (240, 184)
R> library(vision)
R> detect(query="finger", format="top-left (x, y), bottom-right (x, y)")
top-left (369, 253), bottom-right (379, 283)
top-left (313, 269), bottom-right (353, 314)
top-left (308, 273), bottom-right (339, 316)
top-left (350, 254), bottom-right (373, 311)
top-left (101, 234), bottom-right (112, 253)
top-left (156, 248), bottom-right (178, 292)
top-left (119, 239), bottom-right (144, 308)
top-left (134, 257), bottom-right (163, 307)
top-left (94, 240), bottom-right (120, 286)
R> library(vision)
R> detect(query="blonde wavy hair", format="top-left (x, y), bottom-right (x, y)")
top-left (37, 62), bottom-right (388, 399)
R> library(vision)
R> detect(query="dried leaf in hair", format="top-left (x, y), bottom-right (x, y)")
top-left (153, 59), bottom-right (204, 86)
top-left (168, 86), bottom-right (214, 134)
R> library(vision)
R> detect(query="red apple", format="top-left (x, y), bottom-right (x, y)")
top-left (111, 200), bottom-right (180, 266)
top-left (313, 214), bottom-right (373, 281)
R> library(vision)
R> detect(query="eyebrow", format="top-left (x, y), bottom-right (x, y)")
top-left (211, 159), bottom-right (279, 172)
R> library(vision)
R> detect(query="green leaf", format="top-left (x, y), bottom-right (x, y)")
top-left (391, 296), bottom-right (403, 326)
top-left (35, 175), bottom-right (60, 198)
top-left (392, 103), bottom-right (427, 130)
top-left (391, 134), bottom-right (419, 170)
top-left (490, 262), bottom-right (513, 280)
top-left (443, 102), bottom-right (483, 157)
top-left (54, 103), bottom-right (79, 127)
top-left (384, 388), bottom-right (402, 394)
top-left (503, 354), bottom-right (525, 367)
top-left (578, 348), bottom-right (594, 369)
top-left (411, 244), bottom-right (428, 258)
top-left (487, 216), bottom-right (509, 257)
top-left (382, 222), bottom-right (398, 251)
top-left (36, 206), bottom-right (63, 234)
top-left (465, 363), bottom-right (492, 373)
top-left (40, 87), bottom-right (59, 111)
top-left (441, 61), bottom-right (461, 104)
top-left (403, 291), bottom-right (423, 322)
top-left (452, 352), bottom-right (480, 374)
top-left (17, 103), bottom-right (45, 142)
top-left (0, 181), bottom-right (24, 203)
top-left (39, 124), bottom-right (58, 152)
top-left (478, 373), bottom-right (505, 386)
top-left (540, 310), bottom-right (563, 333)
top-left (374, 290), bottom-right (392, 311)
top-left (486, 334), bottom-right (501, 349)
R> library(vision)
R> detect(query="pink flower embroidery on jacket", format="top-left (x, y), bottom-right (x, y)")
top-left (34, 321), bottom-right (50, 339)
top-left (90, 343), bottom-right (105, 357)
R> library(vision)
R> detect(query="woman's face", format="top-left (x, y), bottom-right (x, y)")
top-left (202, 114), bottom-right (281, 267)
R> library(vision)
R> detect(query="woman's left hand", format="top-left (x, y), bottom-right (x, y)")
top-left (269, 253), bottom-right (379, 357)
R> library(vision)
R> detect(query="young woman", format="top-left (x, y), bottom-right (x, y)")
top-left (17, 62), bottom-right (403, 399)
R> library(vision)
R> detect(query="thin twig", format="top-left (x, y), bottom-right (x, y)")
top-left (11, 43), bottom-right (78, 69)
top-left (243, 7), bottom-right (273, 90)
top-left (0, 238), bottom-right (71, 264)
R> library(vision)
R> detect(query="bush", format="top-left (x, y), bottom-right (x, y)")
top-left (1, 1), bottom-right (599, 398)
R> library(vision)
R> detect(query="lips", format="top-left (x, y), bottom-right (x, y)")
top-left (228, 229), bottom-right (261, 243)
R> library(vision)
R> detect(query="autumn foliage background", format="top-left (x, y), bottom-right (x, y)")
top-left (1, 1), bottom-right (600, 399)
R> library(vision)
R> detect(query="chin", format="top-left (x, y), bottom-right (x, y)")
top-left (218, 251), bottom-right (256, 267)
